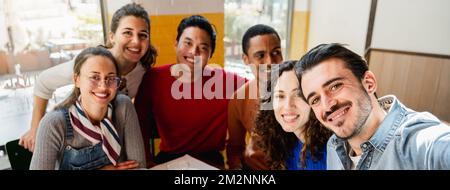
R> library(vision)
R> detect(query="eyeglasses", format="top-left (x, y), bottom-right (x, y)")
top-left (84, 75), bottom-right (121, 89)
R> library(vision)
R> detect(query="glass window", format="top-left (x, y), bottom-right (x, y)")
top-left (224, 0), bottom-right (292, 79)
top-left (0, 0), bottom-right (104, 146)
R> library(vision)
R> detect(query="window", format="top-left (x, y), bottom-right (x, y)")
top-left (0, 0), bottom-right (104, 146)
top-left (224, 0), bottom-right (292, 79)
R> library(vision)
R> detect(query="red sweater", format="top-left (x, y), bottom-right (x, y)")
top-left (135, 64), bottom-right (245, 161)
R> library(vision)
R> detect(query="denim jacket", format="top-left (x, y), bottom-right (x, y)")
top-left (327, 95), bottom-right (450, 170)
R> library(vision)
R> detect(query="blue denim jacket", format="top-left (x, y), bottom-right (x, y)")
top-left (327, 95), bottom-right (450, 170)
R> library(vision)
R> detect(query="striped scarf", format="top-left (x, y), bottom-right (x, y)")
top-left (68, 100), bottom-right (121, 165)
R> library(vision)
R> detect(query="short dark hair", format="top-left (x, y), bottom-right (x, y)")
top-left (296, 43), bottom-right (369, 81)
top-left (176, 15), bottom-right (216, 57)
top-left (241, 24), bottom-right (281, 55)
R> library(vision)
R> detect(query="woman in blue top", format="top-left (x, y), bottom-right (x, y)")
top-left (254, 61), bottom-right (332, 170)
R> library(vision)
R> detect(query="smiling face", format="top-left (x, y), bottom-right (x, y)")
top-left (109, 16), bottom-right (149, 66)
top-left (75, 56), bottom-right (119, 108)
top-left (243, 34), bottom-right (283, 77)
top-left (273, 70), bottom-right (311, 135)
top-left (300, 58), bottom-right (373, 140)
top-left (175, 26), bottom-right (212, 72)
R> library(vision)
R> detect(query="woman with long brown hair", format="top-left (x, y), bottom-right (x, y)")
top-left (254, 60), bottom-right (332, 170)
top-left (30, 47), bottom-right (145, 170)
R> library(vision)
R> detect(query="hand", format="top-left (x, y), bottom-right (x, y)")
top-left (244, 148), bottom-right (269, 170)
top-left (100, 160), bottom-right (140, 170)
top-left (21, 96), bottom-right (49, 152)
top-left (243, 133), bottom-right (270, 170)
top-left (19, 129), bottom-right (37, 152)
top-left (225, 144), bottom-right (245, 170)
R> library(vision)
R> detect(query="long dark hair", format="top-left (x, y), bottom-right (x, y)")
top-left (254, 61), bottom-right (332, 169)
top-left (105, 3), bottom-right (157, 69)
top-left (55, 47), bottom-right (119, 110)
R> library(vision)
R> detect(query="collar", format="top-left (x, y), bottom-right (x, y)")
top-left (367, 95), bottom-right (406, 152)
top-left (329, 95), bottom-right (407, 169)
top-left (123, 62), bottom-right (146, 80)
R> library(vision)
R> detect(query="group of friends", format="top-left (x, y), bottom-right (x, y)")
top-left (17, 3), bottom-right (450, 170)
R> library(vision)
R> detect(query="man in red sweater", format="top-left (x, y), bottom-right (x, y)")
top-left (135, 15), bottom-right (245, 168)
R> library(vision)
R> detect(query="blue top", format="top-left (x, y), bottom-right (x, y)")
top-left (286, 140), bottom-right (327, 170)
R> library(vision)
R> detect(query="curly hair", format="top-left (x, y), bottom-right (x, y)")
top-left (254, 61), bottom-right (332, 169)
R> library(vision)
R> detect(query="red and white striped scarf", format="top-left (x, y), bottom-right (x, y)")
top-left (68, 100), bottom-right (121, 165)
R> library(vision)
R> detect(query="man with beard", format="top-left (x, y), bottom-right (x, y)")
top-left (295, 43), bottom-right (450, 170)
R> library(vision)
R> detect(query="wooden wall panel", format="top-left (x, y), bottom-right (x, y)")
top-left (434, 59), bottom-right (450, 121)
top-left (369, 50), bottom-right (450, 122)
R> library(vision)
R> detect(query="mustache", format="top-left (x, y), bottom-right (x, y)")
top-left (323, 101), bottom-right (352, 120)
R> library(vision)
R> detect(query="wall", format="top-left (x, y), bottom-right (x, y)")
top-left (368, 0), bottom-right (450, 122)
top-left (369, 50), bottom-right (450, 122)
top-left (141, 0), bottom-right (224, 67)
top-left (288, 0), bottom-right (309, 60)
top-left (371, 0), bottom-right (450, 55)
top-left (307, 0), bottom-right (371, 55)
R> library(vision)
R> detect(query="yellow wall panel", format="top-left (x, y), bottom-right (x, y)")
top-left (289, 10), bottom-right (310, 60)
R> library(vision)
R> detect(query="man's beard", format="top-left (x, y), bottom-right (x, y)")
top-left (336, 88), bottom-right (372, 140)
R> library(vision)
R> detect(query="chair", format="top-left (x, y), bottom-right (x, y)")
top-left (5, 139), bottom-right (32, 170)
top-left (148, 115), bottom-right (160, 159)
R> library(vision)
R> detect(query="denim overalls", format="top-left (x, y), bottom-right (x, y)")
top-left (58, 108), bottom-right (112, 170)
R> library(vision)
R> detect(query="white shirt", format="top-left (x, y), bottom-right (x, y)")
top-left (349, 153), bottom-right (362, 170)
